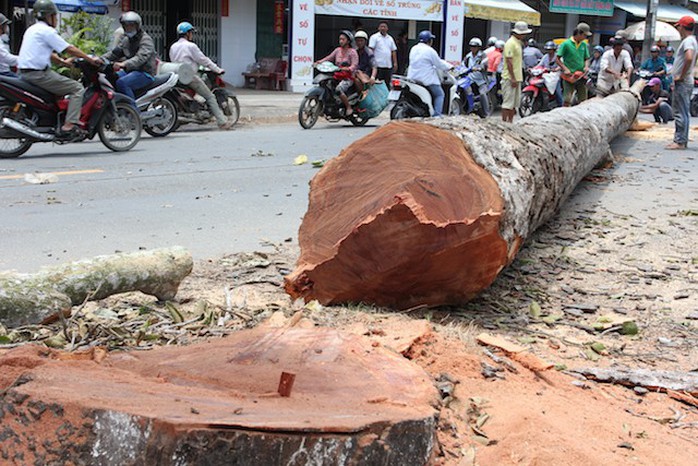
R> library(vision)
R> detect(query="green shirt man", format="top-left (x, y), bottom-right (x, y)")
top-left (556, 22), bottom-right (592, 106)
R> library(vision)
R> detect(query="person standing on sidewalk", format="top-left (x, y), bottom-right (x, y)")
top-left (557, 22), bottom-right (592, 106)
top-left (501, 22), bottom-right (530, 123)
top-left (369, 21), bottom-right (397, 88)
top-left (667, 16), bottom-right (698, 150)
top-left (170, 22), bottom-right (233, 130)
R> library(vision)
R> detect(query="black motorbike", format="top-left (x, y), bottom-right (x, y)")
top-left (298, 62), bottom-right (370, 129)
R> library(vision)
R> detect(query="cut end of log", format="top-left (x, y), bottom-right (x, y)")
top-left (285, 121), bottom-right (508, 309)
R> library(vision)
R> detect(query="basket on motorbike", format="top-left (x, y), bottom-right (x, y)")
top-left (356, 83), bottom-right (388, 119)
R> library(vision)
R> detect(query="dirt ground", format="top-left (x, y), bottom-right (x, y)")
top-left (1, 123), bottom-right (697, 465)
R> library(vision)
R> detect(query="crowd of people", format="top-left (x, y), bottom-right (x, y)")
top-left (0, 0), bottom-right (235, 136)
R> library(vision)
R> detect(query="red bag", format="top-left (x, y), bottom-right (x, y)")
top-left (333, 70), bottom-right (353, 81)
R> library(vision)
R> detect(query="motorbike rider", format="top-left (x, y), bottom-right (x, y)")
top-left (169, 21), bottom-right (233, 130)
top-left (407, 30), bottom-right (451, 117)
top-left (102, 11), bottom-right (157, 104)
top-left (588, 45), bottom-right (603, 82)
top-left (18, 0), bottom-right (101, 137)
top-left (314, 30), bottom-right (358, 117)
top-left (483, 36), bottom-right (498, 56)
top-left (0, 13), bottom-right (18, 77)
top-left (538, 41), bottom-right (563, 107)
top-left (463, 37), bottom-right (490, 116)
top-left (523, 38), bottom-right (543, 70)
top-left (641, 45), bottom-right (668, 90)
top-left (353, 30), bottom-right (377, 92)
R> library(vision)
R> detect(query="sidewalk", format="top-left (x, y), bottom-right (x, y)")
top-left (233, 88), bottom-right (305, 123)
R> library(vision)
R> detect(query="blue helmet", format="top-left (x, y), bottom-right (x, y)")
top-left (593, 45), bottom-right (604, 53)
top-left (418, 30), bottom-right (435, 43)
top-left (177, 21), bottom-right (196, 35)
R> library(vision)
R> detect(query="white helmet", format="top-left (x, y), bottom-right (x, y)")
top-left (469, 37), bottom-right (483, 47)
top-left (354, 30), bottom-right (368, 41)
top-left (487, 36), bottom-right (497, 46)
top-left (495, 40), bottom-right (505, 50)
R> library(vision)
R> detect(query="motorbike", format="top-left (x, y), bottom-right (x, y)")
top-left (165, 66), bottom-right (240, 132)
top-left (690, 77), bottom-right (698, 117)
top-left (298, 62), bottom-right (372, 129)
top-left (519, 65), bottom-right (561, 117)
top-left (0, 59), bottom-right (141, 158)
top-left (453, 65), bottom-right (496, 118)
top-left (389, 69), bottom-right (461, 119)
top-left (134, 71), bottom-right (180, 137)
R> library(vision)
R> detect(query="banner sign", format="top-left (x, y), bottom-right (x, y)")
top-left (315, 0), bottom-right (444, 22)
top-left (291, 0), bottom-right (316, 89)
top-left (444, 0), bottom-right (463, 66)
top-left (274, 0), bottom-right (285, 34)
top-left (549, 0), bottom-right (614, 17)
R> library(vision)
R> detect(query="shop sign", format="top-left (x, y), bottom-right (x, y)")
top-left (274, 0), bottom-right (285, 34)
top-left (443, 0), bottom-right (462, 66)
top-left (549, 0), bottom-right (614, 17)
top-left (315, 0), bottom-right (444, 22)
top-left (291, 1), bottom-right (315, 88)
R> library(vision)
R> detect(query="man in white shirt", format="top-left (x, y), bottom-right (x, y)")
top-left (0, 13), bottom-right (18, 77)
top-left (368, 21), bottom-right (397, 89)
top-left (407, 30), bottom-right (451, 116)
top-left (169, 21), bottom-right (232, 130)
top-left (18, 0), bottom-right (100, 136)
top-left (596, 36), bottom-right (633, 97)
top-left (667, 15), bottom-right (698, 150)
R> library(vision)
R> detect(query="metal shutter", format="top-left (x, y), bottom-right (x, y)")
top-left (192, 0), bottom-right (220, 63)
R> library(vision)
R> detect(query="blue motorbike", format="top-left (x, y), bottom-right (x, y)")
top-left (453, 65), bottom-right (496, 118)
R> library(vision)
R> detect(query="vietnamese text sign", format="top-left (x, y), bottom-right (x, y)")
top-left (550, 0), bottom-right (614, 17)
top-left (315, 0), bottom-right (444, 22)
top-left (291, 0), bottom-right (316, 89)
top-left (444, 0), bottom-right (463, 66)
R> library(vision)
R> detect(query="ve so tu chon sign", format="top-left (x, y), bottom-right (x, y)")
top-left (315, 0), bottom-right (445, 21)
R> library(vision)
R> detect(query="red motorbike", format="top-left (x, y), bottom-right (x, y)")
top-left (519, 65), bottom-right (561, 117)
top-left (0, 59), bottom-right (141, 158)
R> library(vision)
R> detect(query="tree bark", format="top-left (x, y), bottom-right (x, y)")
top-left (285, 86), bottom-right (642, 309)
top-left (0, 247), bottom-right (193, 328)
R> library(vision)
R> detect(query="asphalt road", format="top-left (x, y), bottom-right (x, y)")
top-left (0, 119), bottom-right (384, 272)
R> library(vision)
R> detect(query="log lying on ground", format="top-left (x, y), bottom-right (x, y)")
top-left (0, 247), bottom-right (193, 328)
top-left (0, 327), bottom-right (438, 464)
top-left (285, 85), bottom-right (642, 309)
top-left (573, 366), bottom-right (698, 397)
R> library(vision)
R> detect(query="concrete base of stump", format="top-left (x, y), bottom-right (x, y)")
top-left (0, 327), bottom-right (438, 465)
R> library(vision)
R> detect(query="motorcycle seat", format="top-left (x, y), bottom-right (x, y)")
top-left (0, 75), bottom-right (56, 102)
top-left (135, 74), bottom-right (173, 98)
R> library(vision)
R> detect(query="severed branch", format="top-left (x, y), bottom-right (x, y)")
top-left (573, 366), bottom-right (698, 398)
top-left (0, 247), bottom-right (193, 328)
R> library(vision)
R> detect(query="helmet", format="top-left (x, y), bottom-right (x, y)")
top-left (487, 36), bottom-right (497, 46)
top-left (120, 11), bottom-right (143, 30)
top-left (0, 13), bottom-right (11, 27)
top-left (495, 40), bottom-right (505, 50)
top-left (339, 29), bottom-right (354, 43)
top-left (544, 41), bottom-right (557, 51)
top-left (33, 0), bottom-right (58, 20)
top-left (418, 30), bottom-right (435, 43)
top-left (469, 37), bottom-right (482, 47)
top-left (527, 38), bottom-right (537, 47)
top-left (666, 46), bottom-right (674, 52)
top-left (177, 21), bottom-right (196, 35)
top-left (593, 45), bottom-right (604, 53)
top-left (650, 45), bottom-right (660, 52)
top-left (354, 30), bottom-right (368, 41)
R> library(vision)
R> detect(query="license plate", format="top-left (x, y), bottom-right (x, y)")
top-left (388, 90), bottom-right (401, 100)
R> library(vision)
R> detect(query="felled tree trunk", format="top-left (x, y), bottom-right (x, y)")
top-left (0, 247), bottom-right (193, 328)
top-left (285, 85), bottom-right (642, 309)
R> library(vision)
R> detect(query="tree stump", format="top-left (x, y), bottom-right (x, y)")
top-left (0, 327), bottom-right (438, 465)
top-left (285, 87), bottom-right (642, 309)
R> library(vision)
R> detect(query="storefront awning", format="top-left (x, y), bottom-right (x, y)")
top-left (614, 1), bottom-right (698, 23)
top-left (13, 0), bottom-right (109, 15)
top-left (463, 0), bottom-right (541, 27)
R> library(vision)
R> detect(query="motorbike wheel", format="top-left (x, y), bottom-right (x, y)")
top-left (0, 104), bottom-right (33, 158)
top-left (349, 112), bottom-right (370, 126)
top-left (519, 91), bottom-right (537, 118)
top-left (390, 101), bottom-right (410, 120)
top-left (691, 96), bottom-right (698, 118)
top-left (298, 96), bottom-right (322, 129)
top-left (449, 100), bottom-right (463, 116)
top-left (218, 92), bottom-right (240, 126)
top-left (98, 102), bottom-right (142, 152)
top-left (143, 97), bottom-right (178, 137)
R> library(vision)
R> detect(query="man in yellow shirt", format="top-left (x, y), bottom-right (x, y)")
top-left (502, 21), bottom-right (531, 122)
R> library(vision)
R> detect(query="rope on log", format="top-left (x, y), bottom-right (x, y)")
top-left (285, 84), bottom-right (644, 309)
